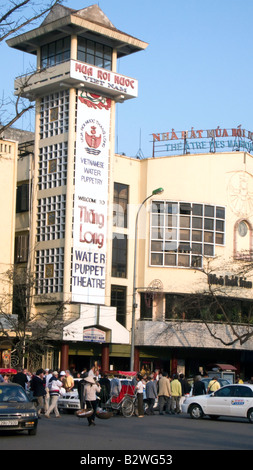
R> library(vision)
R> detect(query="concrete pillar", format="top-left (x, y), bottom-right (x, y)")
top-left (101, 343), bottom-right (109, 372)
top-left (134, 347), bottom-right (140, 372)
top-left (60, 343), bottom-right (69, 371)
top-left (171, 357), bottom-right (178, 375)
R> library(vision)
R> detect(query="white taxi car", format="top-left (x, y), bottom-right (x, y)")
top-left (58, 379), bottom-right (81, 412)
top-left (182, 384), bottom-right (253, 423)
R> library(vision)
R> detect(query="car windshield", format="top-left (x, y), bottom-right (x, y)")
top-left (0, 385), bottom-right (29, 403)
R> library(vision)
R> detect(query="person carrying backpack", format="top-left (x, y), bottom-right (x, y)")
top-left (45, 371), bottom-right (63, 418)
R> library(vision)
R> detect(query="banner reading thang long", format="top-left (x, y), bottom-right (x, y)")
top-left (72, 90), bottom-right (111, 304)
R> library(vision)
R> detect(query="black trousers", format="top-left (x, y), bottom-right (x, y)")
top-left (137, 393), bottom-right (144, 416)
top-left (146, 398), bottom-right (155, 414)
top-left (158, 395), bottom-right (170, 414)
top-left (86, 400), bottom-right (97, 424)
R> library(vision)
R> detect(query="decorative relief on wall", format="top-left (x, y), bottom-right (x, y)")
top-left (227, 171), bottom-right (253, 217)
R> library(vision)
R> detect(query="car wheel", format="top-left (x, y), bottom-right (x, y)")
top-left (28, 427), bottom-right (37, 436)
top-left (189, 404), bottom-right (203, 419)
top-left (247, 408), bottom-right (253, 423)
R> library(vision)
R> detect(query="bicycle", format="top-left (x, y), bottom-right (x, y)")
top-left (121, 393), bottom-right (137, 417)
top-left (103, 384), bottom-right (137, 417)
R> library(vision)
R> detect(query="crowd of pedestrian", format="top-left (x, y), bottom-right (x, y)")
top-left (116, 369), bottom-right (252, 417)
top-left (0, 366), bottom-right (77, 419)
top-left (132, 370), bottom-right (192, 416)
top-left (1, 365), bottom-right (251, 425)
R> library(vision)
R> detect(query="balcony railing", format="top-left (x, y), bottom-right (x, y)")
top-left (14, 59), bottom-right (138, 101)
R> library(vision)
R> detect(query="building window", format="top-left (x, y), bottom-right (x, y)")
top-left (48, 159), bottom-right (57, 174)
top-left (14, 234), bottom-right (29, 263)
top-left (35, 247), bottom-right (64, 294)
top-left (234, 219), bottom-right (252, 259)
top-left (12, 284), bottom-right (27, 318)
top-left (165, 293), bottom-right (253, 323)
top-left (165, 294), bottom-right (188, 320)
top-left (38, 142), bottom-right (68, 190)
top-left (77, 37), bottom-right (112, 70)
top-left (45, 264), bottom-right (54, 278)
top-left (150, 201), bottom-right (225, 268)
top-left (140, 293), bottom-right (153, 320)
top-left (112, 234), bottom-right (127, 278)
top-left (111, 285), bottom-right (127, 327)
top-left (40, 91), bottom-right (69, 140)
top-left (238, 220), bottom-right (248, 237)
top-left (113, 183), bottom-right (128, 228)
top-left (41, 37), bottom-right (70, 68)
top-left (37, 195), bottom-right (66, 241)
top-left (0, 143), bottom-right (12, 154)
top-left (16, 184), bottom-right (29, 213)
top-left (50, 107), bottom-right (59, 122)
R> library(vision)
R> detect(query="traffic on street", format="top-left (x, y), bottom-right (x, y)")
top-left (0, 367), bottom-right (253, 455)
top-left (0, 408), bottom-right (252, 452)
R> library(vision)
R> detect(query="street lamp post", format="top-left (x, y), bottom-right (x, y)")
top-left (130, 187), bottom-right (164, 371)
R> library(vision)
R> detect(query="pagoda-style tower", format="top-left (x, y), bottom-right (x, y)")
top-left (8, 4), bottom-right (147, 370)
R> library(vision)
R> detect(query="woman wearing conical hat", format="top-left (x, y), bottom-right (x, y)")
top-left (83, 376), bottom-right (101, 426)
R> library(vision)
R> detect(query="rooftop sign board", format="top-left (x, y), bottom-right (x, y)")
top-left (151, 126), bottom-right (253, 157)
top-left (70, 60), bottom-right (138, 100)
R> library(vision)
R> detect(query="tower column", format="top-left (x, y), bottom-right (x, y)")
top-left (63, 86), bottom-right (76, 304)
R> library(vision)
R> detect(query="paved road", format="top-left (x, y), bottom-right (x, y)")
top-left (0, 411), bottom-right (252, 453)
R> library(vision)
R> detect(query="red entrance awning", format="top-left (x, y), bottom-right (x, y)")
top-left (104, 370), bottom-right (137, 377)
top-left (0, 368), bottom-right (17, 374)
top-left (207, 363), bottom-right (237, 371)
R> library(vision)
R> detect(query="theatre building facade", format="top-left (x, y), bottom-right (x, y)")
top-left (4, 4), bottom-right (253, 378)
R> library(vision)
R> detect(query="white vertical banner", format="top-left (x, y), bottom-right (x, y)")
top-left (72, 91), bottom-right (111, 304)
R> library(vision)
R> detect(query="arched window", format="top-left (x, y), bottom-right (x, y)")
top-left (234, 219), bottom-right (252, 259)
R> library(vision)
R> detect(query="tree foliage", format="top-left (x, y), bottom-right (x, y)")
top-left (0, 0), bottom-right (63, 43)
top-left (192, 258), bottom-right (253, 346)
top-left (164, 257), bottom-right (253, 347)
top-left (0, 0), bottom-right (63, 133)
top-left (0, 267), bottom-right (69, 368)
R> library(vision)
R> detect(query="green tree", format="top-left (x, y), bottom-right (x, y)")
top-left (0, 267), bottom-right (70, 369)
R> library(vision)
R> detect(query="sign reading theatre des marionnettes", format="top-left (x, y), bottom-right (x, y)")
top-left (72, 91), bottom-right (111, 304)
top-left (152, 126), bottom-right (253, 156)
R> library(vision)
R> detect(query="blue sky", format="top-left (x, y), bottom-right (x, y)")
top-left (2, 0), bottom-right (253, 157)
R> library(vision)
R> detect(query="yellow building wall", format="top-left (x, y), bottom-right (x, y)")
top-left (112, 151), bottom-right (253, 327)
top-left (0, 139), bottom-right (17, 314)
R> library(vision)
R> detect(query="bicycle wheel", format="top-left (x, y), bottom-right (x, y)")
top-left (121, 398), bottom-right (134, 417)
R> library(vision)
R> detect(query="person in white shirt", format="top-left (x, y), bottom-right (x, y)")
top-left (135, 374), bottom-right (144, 417)
top-left (45, 371), bottom-right (63, 418)
top-left (45, 369), bottom-right (53, 410)
top-left (88, 366), bottom-right (96, 377)
top-left (45, 369), bottom-right (53, 387)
